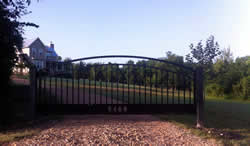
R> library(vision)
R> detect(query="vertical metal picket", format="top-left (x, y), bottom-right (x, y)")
top-left (94, 66), bottom-right (96, 104)
top-left (127, 65), bottom-right (130, 104)
top-left (167, 72), bottom-right (169, 104)
top-left (35, 55), bottom-right (197, 114)
top-left (72, 64), bottom-right (74, 104)
top-left (116, 64), bottom-right (119, 104)
top-left (61, 77), bottom-right (63, 104)
top-left (172, 73), bottom-right (175, 104)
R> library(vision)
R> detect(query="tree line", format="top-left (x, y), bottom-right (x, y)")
top-left (60, 52), bottom-right (191, 90)
top-left (185, 36), bottom-right (250, 99)
top-left (62, 36), bottom-right (250, 100)
top-left (205, 49), bottom-right (250, 99)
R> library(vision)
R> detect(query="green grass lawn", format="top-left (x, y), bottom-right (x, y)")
top-left (39, 77), bottom-right (192, 93)
top-left (157, 97), bottom-right (250, 145)
top-left (38, 77), bottom-right (194, 104)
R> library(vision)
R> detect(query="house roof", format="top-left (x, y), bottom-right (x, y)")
top-left (23, 37), bottom-right (45, 48)
top-left (49, 51), bottom-right (58, 57)
top-left (45, 45), bottom-right (58, 57)
top-left (23, 38), bottom-right (37, 48)
top-left (46, 46), bottom-right (54, 52)
top-left (23, 37), bottom-right (59, 57)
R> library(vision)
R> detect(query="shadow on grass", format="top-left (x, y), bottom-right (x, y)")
top-left (0, 114), bottom-right (61, 144)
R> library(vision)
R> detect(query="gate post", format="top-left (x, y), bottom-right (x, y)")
top-left (195, 67), bottom-right (204, 128)
top-left (29, 66), bottom-right (37, 120)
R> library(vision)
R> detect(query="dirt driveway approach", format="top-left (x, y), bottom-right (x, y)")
top-left (10, 115), bottom-right (218, 145)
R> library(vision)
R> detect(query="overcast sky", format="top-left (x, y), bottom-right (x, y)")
top-left (22, 0), bottom-right (250, 60)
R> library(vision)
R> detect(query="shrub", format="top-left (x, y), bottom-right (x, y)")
top-left (232, 83), bottom-right (243, 97)
top-left (232, 76), bottom-right (250, 99)
top-left (206, 83), bottom-right (224, 97)
top-left (241, 76), bottom-right (250, 99)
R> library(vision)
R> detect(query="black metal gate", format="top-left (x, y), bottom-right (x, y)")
top-left (36, 55), bottom-right (197, 114)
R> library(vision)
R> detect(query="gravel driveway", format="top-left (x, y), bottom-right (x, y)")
top-left (10, 115), bottom-right (218, 145)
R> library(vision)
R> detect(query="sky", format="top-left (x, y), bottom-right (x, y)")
top-left (22, 0), bottom-right (250, 60)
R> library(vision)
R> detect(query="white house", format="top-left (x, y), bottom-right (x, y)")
top-left (14, 37), bottom-right (60, 74)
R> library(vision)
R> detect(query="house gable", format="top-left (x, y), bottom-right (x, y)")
top-left (29, 38), bottom-right (46, 51)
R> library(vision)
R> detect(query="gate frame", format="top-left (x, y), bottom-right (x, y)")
top-left (195, 67), bottom-right (204, 128)
top-left (34, 55), bottom-right (204, 127)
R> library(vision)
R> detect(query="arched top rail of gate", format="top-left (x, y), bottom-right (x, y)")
top-left (63, 55), bottom-right (194, 72)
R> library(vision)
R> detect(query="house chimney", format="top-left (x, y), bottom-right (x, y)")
top-left (50, 41), bottom-right (54, 49)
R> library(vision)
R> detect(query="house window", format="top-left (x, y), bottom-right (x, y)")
top-left (40, 62), bottom-right (43, 68)
top-left (32, 48), bottom-right (36, 57)
top-left (34, 61), bottom-right (38, 68)
top-left (39, 49), bottom-right (43, 57)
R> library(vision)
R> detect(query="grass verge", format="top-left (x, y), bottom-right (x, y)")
top-left (157, 97), bottom-right (250, 145)
top-left (0, 115), bottom-right (61, 144)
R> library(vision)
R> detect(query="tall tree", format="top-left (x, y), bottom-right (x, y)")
top-left (0, 0), bottom-right (37, 124)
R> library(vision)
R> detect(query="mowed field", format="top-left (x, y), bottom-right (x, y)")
top-left (37, 78), bottom-right (194, 105)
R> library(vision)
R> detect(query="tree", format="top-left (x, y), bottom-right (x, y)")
top-left (235, 56), bottom-right (250, 77)
top-left (0, 0), bottom-right (38, 125)
top-left (58, 56), bottom-right (62, 61)
top-left (185, 35), bottom-right (221, 88)
top-left (63, 57), bottom-right (72, 62)
top-left (185, 35), bottom-right (221, 68)
top-left (1, 0), bottom-right (38, 85)
top-left (218, 47), bottom-right (233, 63)
top-left (241, 76), bottom-right (250, 99)
top-left (166, 51), bottom-right (184, 64)
top-left (63, 57), bottom-right (72, 76)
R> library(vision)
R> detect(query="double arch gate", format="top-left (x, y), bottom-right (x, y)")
top-left (36, 55), bottom-right (203, 114)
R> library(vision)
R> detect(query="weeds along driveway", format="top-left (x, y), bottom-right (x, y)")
top-left (9, 115), bottom-right (219, 145)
